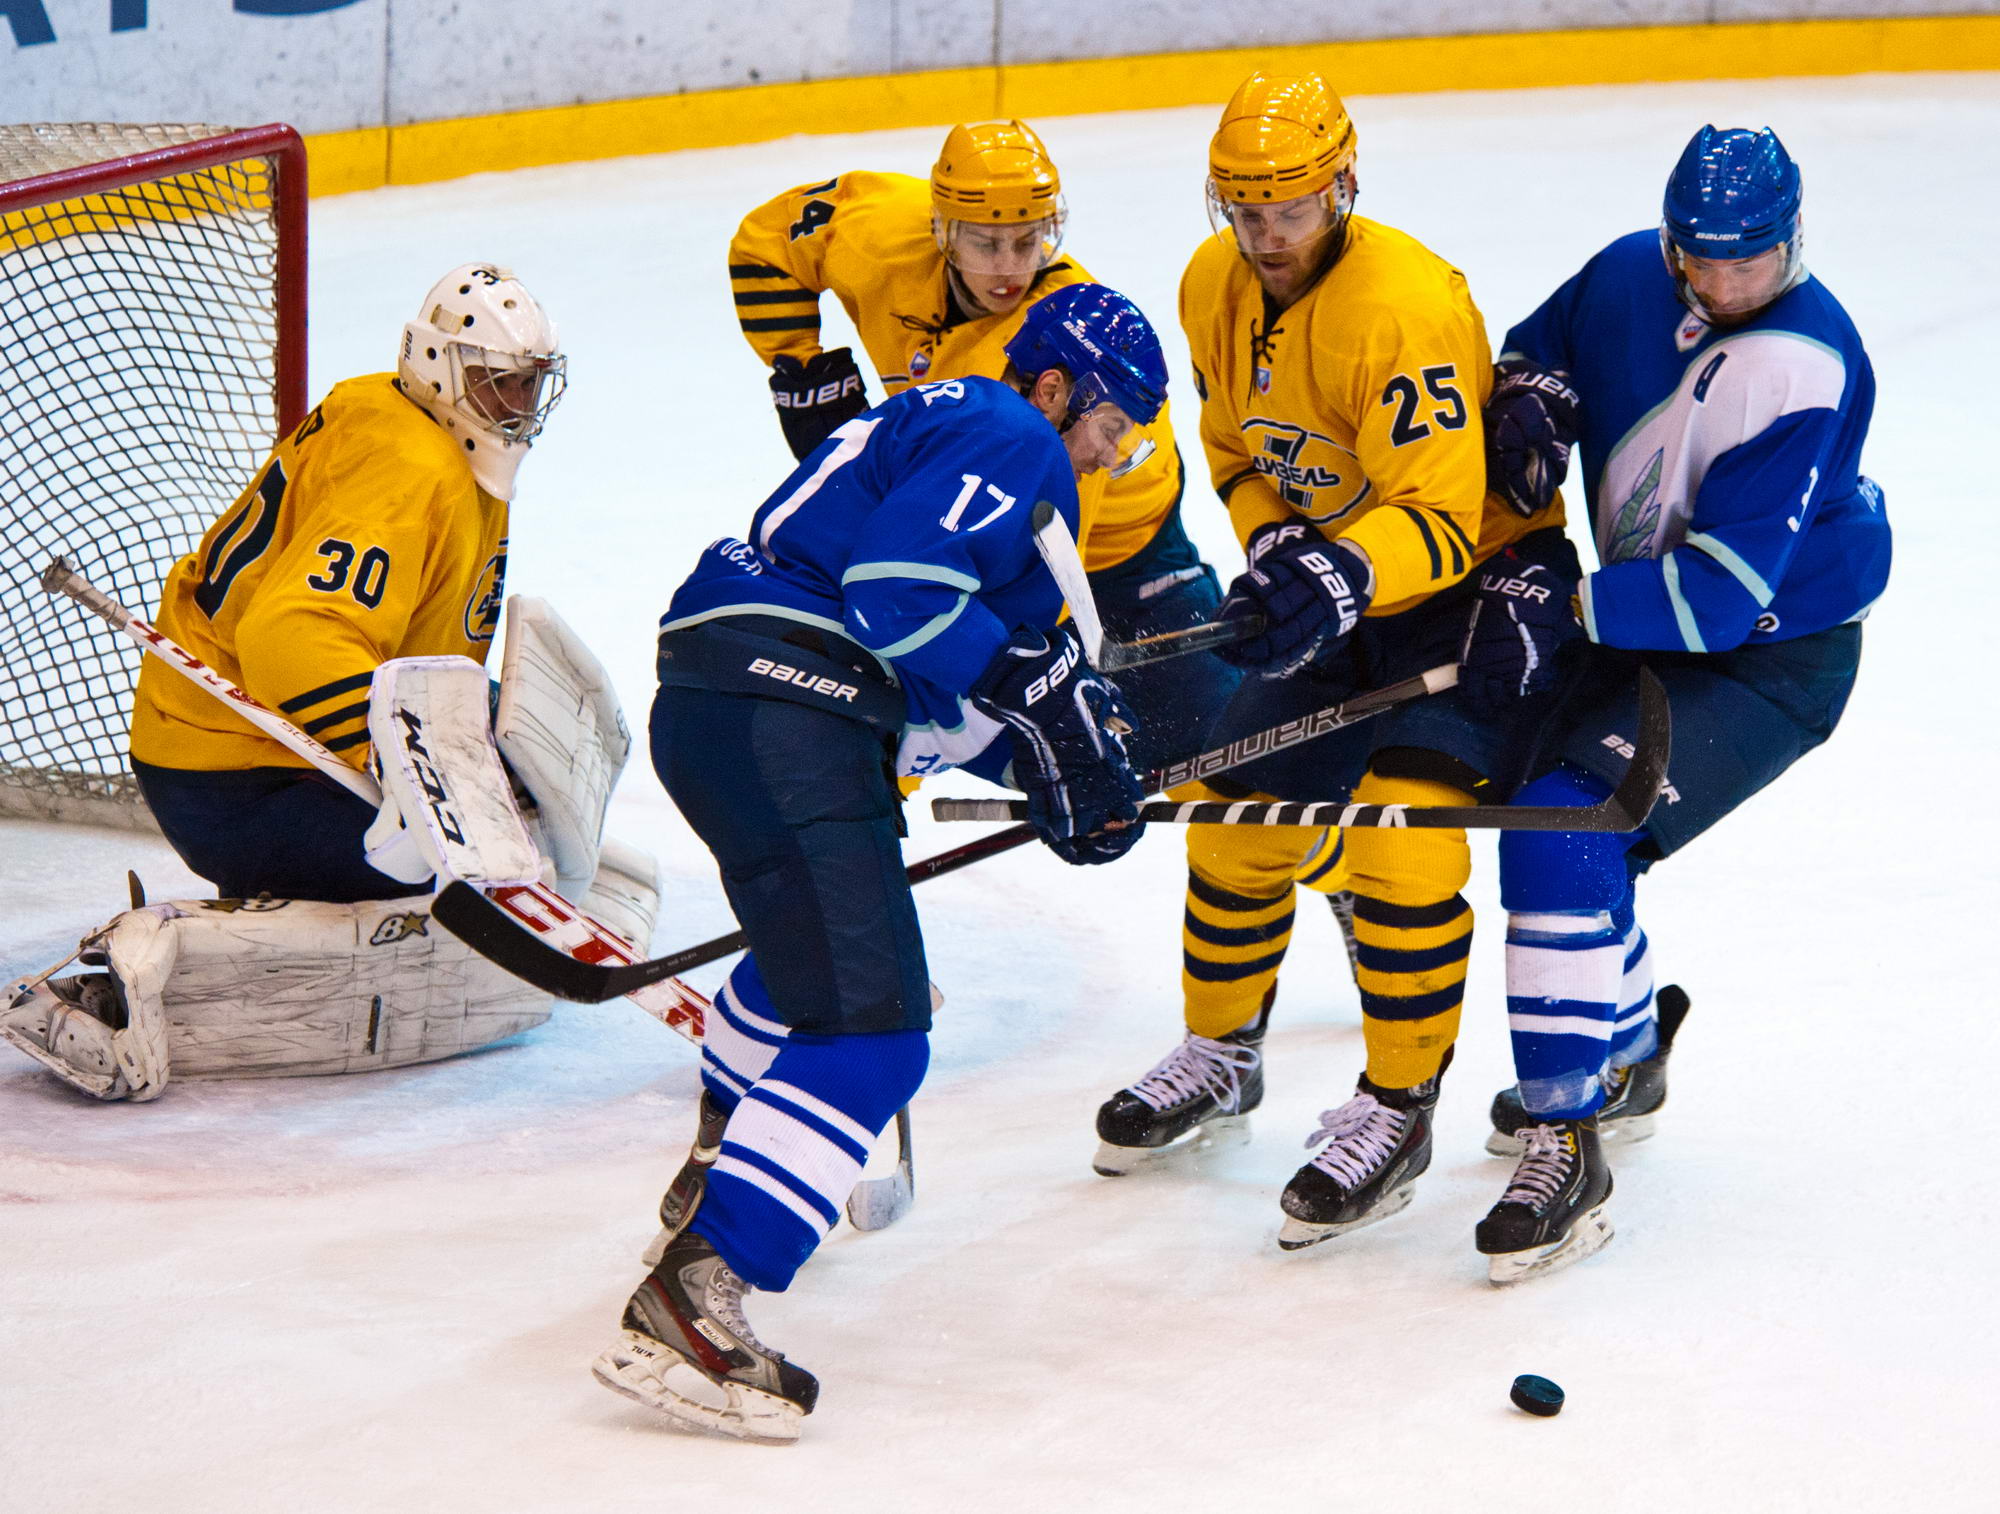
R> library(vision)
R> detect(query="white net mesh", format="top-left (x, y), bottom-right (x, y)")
top-left (0, 124), bottom-right (301, 829)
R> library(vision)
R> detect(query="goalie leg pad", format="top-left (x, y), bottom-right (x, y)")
top-left (104, 897), bottom-right (553, 1082)
top-left (1, 913), bottom-right (174, 1101)
top-left (580, 835), bottom-right (661, 950)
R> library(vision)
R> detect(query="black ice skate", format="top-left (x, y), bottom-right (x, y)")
top-left (1474, 1117), bottom-right (1614, 1285)
top-left (1486, 985), bottom-right (1691, 1156)
top-left (1093, 1005), bottom-right (1267, 1176)
top-left (1277, 1063), bottom-right (1444, 1252)
top-left (640, 1090), bottom-right (731, 1267)
top-left (593, 1230), bottom-right (819, 1443)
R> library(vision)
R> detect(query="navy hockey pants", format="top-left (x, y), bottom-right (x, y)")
top-left (132, 759), bottom-right (429, 903)
top-left (649, 683), bottom-right (932, 1035)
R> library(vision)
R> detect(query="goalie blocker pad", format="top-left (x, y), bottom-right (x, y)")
top-left (364, 654), bottom-right (541, 889)
top-left (495, 596), bottom-right (633, 888)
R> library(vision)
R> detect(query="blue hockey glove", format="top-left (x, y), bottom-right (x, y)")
top-left (971, 627), bottom-right (1147, 866)
top-left (1215, 522), bottom-right (1373, 679)
top-left (770, 347), bottom-right (869, 461)
top-left (1459, 529), bottom-right (1585, 717)
top-left (1485, 359), bottom-right (1581, 517)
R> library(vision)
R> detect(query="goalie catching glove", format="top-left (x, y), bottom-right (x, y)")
top-left (770, 348), bottom-right (870, 461)
top-left (1216, 521), bottom-right (1373, 678)
top-left (970, 626), bottom-right (1146, 866)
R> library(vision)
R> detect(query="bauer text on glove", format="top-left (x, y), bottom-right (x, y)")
top-left (969, 626), bottom-right (1147, 866)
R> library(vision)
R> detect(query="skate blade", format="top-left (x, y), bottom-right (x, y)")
top-left (591, 1331), bottom-right (803, 1444)
top-left (1276, 1182), bottom-right (1414, 1252)
top-left (1486, 1113), bottom-right (1657, 1158)
top-left (1484, 1202), bottom-right (1614, 1286)
top-left (1092, 1115), bottom-right (1250, 1177)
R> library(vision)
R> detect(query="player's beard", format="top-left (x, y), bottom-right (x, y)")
top-left (1242, 218), bottom-right (1347, 308)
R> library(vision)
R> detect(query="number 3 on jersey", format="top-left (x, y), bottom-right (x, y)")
top-left (306, 538), bottom-right (391, 609)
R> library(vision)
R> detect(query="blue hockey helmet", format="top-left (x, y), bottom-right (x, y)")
top-left (1663, 125), bottom-right (1801, 258)
top-left (1660, 125), bottom-right (1806, 322)
top-left (1003, 283), bottom-right (1167, 428)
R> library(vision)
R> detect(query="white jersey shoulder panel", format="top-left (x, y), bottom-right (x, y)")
top-left (1596, 330), bottom-right (1846, 564)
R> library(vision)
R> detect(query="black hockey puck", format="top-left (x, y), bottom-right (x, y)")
top-left (1510, 1374), bottom-right (1564, 1416)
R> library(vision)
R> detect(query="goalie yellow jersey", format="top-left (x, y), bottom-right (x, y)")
top-left (130, 374), bottom-right (509, 774)
top-left (729, 169), bottom-right (1179, 571)
top-left (1179, 216), bottom-right (1564, 616)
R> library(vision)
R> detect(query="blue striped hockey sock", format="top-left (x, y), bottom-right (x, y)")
top-left (1498, 763), bottom-right (1649, 1122)
top-left (698, 957), bottom-right (793, 1116)
top-left (1608, 893), bottom-right (1658, 1071)
top-left (1504, 909), bottom-right (1624, 1119)
top-left (692, 1021), bottom-right (928, 1294)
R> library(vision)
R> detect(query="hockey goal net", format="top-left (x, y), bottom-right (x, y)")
top-left (0, 123), bottom-right (308, 830)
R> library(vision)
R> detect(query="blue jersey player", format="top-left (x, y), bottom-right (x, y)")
top-left (1456, 126), bottom-right (1891, 1283)
top-left (590, 285), bottom-right (1167, 1441)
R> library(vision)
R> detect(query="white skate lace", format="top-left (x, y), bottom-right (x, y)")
top-left (706, 1263), bottom-right (781, 1360)
top-left (1499, 1124), bottom-right (1574, 1210)
top-left (1129, 1032), bottom-right (1260, 1114)
top-left (1301, 1093), bottom-right (1408, 1187)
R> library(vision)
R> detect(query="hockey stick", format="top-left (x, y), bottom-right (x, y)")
top-left (626, 822), bottom-right (1039, 981)
top-left (1030, 500), bottom-right (1104, 662)
top-left (936, 666), bottom-right (1671, 833)
top-left (845, 1105), bottom-right (914, 1231)
top-left (1098, 613), bottom-right (1265, 673)
top-left (460, 663), bottom-right (1460, 1004)
top-left (36, 557), bottom-right (709, 1044)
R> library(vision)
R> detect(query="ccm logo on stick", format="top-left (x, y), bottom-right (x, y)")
top-left (748, 656), bottom-right (858, 703)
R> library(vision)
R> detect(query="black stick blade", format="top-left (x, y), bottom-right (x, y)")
top-left (1601, 665), bottom-right (1672, 831)
top-left (429, 882), bottom-right (664, 1002)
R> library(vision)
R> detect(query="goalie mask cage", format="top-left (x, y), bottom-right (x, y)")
top-left (0, 123), bottom-right (308, 831)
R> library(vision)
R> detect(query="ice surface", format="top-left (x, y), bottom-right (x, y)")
top-left (4, 73), bottom-right (1997, 1511)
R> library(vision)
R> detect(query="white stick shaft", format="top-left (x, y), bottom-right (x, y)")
top-left (42, 559), bottom-right (381, 806)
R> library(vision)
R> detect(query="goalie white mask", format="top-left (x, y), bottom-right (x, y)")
top-left (398, 263), bottom-right (565, 500)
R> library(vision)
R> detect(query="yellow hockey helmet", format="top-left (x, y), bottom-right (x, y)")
top-left (931, 120), bottom-right (1064, 224)
top-left (1208, 70), bottom-right (1356, 205)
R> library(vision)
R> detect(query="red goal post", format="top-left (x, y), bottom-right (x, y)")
top-left (0, 123), bottom-right (308, 830)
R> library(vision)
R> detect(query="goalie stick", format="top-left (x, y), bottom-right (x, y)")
top-left (936, 666), bottom-right (1672, 833)
top-left (38, 560), bottom-right (920, 1230)
top-left (37, 557), bottom-right (708, 1045)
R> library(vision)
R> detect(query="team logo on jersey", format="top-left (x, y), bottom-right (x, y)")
top-left (463, 541), bottom-right (507, 642)
top-left (1254, 365), bottom-right (1272, 395)
top-left (369, 912), bottom-right (430, 946)
top-left (1239, 419), bottom-right (1371, 523)
top-left (1604, 448), bottom-right (1664, 563)
top-left (1674, 309), bottom-right (1709, 353)
top-left (909, 349), bottom-right (932, 380)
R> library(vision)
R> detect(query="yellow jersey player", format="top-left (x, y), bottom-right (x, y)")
top-left (725, 120), bottom-right (1238, 770)
top-left (129, 263), bottom-right (566, 902)
top-left (1091, 72), bottom-right (1573, 1256)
